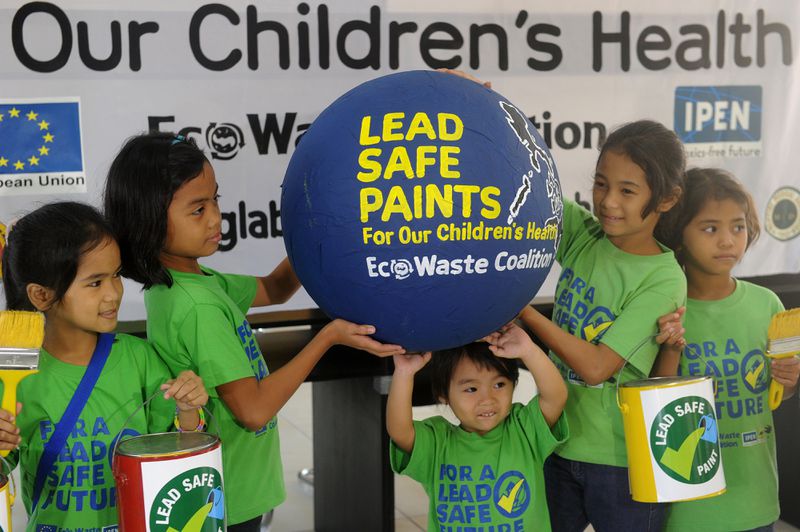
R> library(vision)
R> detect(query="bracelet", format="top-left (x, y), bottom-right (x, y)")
top-left (174, 407), bottom-right (206, 432)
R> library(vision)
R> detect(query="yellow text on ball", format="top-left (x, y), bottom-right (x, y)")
top-left (359, 183), bottom-right (501, 223)
top-left (362, 227), bottom-right (395, 245)
top-left (357, 145), bottom-right (460, 182)
top-left (359, 112), bottom-right (463, 145)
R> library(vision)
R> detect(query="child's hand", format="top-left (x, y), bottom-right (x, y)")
top-left (322, 319), bottom-right (406, 357)
top-left (656, 307), bottom-right (686, 348)
top-left (484, 323), bottom-right (544, 360)
top-left (0, 403), bottom-right (22, 451)
top-left (771, 356), bottom-right (800, 388)
top-left (393, 352), bottom-right (432, 377)
top-left (436, 68), bottom-right (492, 89)
top-left (162, 371), bottom-right (209, 411)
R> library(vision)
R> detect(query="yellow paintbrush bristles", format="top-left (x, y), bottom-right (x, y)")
top-left (767, 308), bottom-right (800, 359)
top-left (766, 308), bottom-right (800, 410)
top-left (0, 310), bottom-right (45, 348)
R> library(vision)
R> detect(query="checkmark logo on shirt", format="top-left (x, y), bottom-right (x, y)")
top-left (744, 359), bottom-right (765, 388)
top-left (497, 478), bottom-right (526, 513)
top-left (583, 321), bottom-right (613, 343)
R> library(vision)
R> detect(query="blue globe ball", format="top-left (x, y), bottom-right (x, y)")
top-left (282, 70), bottom-right (563, 351)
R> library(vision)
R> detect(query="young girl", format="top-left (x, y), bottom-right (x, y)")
top-left (387, 324), bottom-right (568, 531)
top-left (652, 168), bottom-right (800, 532)
top-left (518, 120), bottom-right (687, 530)
top-left (103, 132), bottom-right (405, 530)
top-left (0, 202), bottom-right (208, 530)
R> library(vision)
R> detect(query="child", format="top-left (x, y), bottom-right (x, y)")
top-left (103, 132), bottom-right (405, 530)
top-left (387, 324), bottom-right (568, 531)
top-left (518, 120), bottom-right (687, 530)
top-left (0, 202), bottom-right (208, 530)
top-left (652, 168), bottom-right (800, 531)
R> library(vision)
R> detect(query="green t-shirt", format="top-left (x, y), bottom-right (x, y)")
top-left (390, 398), bottom-right (568, 531)
top-left (144, 266), bottom-right (284, 524)
top-left (10, 334), bottom-right (175, 531)
top-left (665, 280), bottom-right (784, 531)
top-left (551, 200), bottom-right (686, 466)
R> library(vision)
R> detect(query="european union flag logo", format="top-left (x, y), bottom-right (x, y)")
top-left (0, 99), bottom-right (83, 176)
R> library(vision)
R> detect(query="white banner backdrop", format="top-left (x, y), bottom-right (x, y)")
top-left (1, 1), bottom-right (798, 321)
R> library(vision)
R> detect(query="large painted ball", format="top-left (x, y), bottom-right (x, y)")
top-left (282, 70), bottom-right (563, 351)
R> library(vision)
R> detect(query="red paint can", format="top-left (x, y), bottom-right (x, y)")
top-left (113, 432), bottom-right (225, 531)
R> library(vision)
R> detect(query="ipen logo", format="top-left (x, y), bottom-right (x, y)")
top-left (742, 431), bottom-right (759, 446)
top-left (674, 86), bottom-right (762, 143)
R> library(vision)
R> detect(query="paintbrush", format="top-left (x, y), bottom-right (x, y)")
top-left (0, 310), bottom-right (44, 456)
top-left (767, 308), bottom-right (800, 410)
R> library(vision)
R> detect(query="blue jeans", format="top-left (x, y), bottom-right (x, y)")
top-left (544, 454), bottom-right (667, 532)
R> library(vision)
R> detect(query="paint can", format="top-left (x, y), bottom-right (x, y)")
top-left (618, 376), bottom-right (726, 502)
top-left (113, 432), bottom-right (225, 531)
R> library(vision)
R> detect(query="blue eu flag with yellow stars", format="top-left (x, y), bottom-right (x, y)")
top-left (0, 100), bottom-right (83, 175)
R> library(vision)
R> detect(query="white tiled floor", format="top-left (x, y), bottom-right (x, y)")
top-left (9, 374), bottom-right (800, 531)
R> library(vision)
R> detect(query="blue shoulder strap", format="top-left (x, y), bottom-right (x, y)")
top-left (31, 332), bottom-right (115, 510)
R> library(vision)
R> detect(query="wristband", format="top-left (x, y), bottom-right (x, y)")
top-left (174, 407), bottom-right (206, 432)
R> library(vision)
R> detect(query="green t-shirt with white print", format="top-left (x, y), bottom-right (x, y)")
top-left (550, 200), bottom-right (686, 466)
top-left (390, 398), bottom-right (568, 532)
top-left (9, 334), bottom-right (175, 532)
top-left (145, 266), bottom-right (284, 525)
top-left (665, 280), bottom-right (784, 531)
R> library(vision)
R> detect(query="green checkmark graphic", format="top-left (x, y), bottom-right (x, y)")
top-left (659, 426), bottom-right (705, 480)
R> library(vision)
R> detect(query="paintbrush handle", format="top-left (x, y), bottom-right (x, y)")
top-left (0, 369), bottom-right (39, 457)
top-left (768, 379), bottom-right (784, 411)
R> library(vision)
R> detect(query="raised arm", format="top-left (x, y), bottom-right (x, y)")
top-left (485, 324), bottom-right (567, 427)
top-left (219, 320), bottom-right (404, 431)
top-left (519, 306), bottom-right (624, 385)
top-left (252, 257), bottom-right (301, 307)
top-left (386, 353), bottom-right (432, 454)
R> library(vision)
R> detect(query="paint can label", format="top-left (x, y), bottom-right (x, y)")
top-left (141, 447), bottom-right (225, 531)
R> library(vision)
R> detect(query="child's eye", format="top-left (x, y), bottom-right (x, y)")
top-left (464, 387), bottom-right (477, 393)
top-left (113, 270), bottom-right (122, 279)
top-left (702, 226), bottom-right (716, 234)
top-left (592, 180), bottom-right (607, 190)
top-left (88, 280), bottom-right (102, 288)
top-left (192, 206), bottom-right (205, 216)
top-left (734, 224), bottom-right (746, 233)
top-left (214, 194), bottom-right (221, 203)
top-left (621, 188), bottom-right (635, 195)
top-left (494, 382), bottom-right (506, 389)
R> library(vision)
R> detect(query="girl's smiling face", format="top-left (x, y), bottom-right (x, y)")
top-left (592, 150), bottom-right (662, 254)
top-left (47, 237), bottom-right (123, 336)
top-left (444, 356), bottom-right (514, 436)
top-left (161, 162), bottom-right (222, 273)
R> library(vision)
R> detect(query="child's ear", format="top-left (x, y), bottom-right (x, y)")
top-left (26, 283), bottom-right (56, 311)
top-left (438, 395), bottom-right (448, 405)
top-left (657, 186), bottom-right (683, 213)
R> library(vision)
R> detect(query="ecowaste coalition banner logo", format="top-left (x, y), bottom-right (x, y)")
top-left (0, 98), bottom-right (86, 196)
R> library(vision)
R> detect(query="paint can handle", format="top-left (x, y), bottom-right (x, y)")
top-left (0, 454), bottom-right (16, 506)
top-left (111, 390), bottom-right (217, 469)
top-left (614, 334), bottom-right (660, 411)
top-left (614, 335), bottom-right (720, 412)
